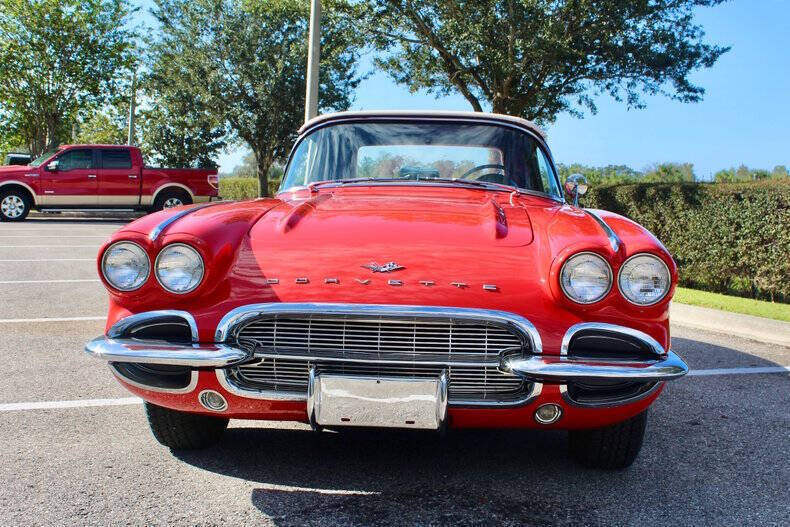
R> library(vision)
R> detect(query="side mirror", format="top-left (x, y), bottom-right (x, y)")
top-left (564, 173), bottom-right (588, 207)
top-left (46, 160), bottom-right (59, 172)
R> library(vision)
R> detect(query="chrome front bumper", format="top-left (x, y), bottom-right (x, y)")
top-left (501, 351), bottom-right (688, 383)
top-left (84, 337), bottom-right (248, 367)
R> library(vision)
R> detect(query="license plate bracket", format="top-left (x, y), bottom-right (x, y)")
top-left (307, 370), bottom-right (448, 430)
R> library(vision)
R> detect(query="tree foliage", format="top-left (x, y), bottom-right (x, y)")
top-left (137, 76), bottom-right (227, 168)
top-left (714, 164), bottom-right (789, 183)
top-left (149, 0), bottom-right (362, 195)
top-left (0, 0), bottom-right (137, 156)
top-left (355, 0), bottom-right (729, 124)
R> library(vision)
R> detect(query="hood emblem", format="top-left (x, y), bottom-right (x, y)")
top-left (361, 262), bottom-right (404, 273)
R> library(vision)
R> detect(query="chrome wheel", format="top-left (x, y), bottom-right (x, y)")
top-left (163, 197), bottom-right (184, 209)
top-left (1, 194), bottom-right (25, 219)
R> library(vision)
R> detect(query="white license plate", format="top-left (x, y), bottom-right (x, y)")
top-left (308, 372), bottom-right (448, 430)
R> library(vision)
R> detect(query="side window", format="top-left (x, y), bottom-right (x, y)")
top-left (58, 149), bottom-right (94, 171)
top-left (535, 148), bottom-right (561, 197)
top-left (101, 149), bottom-right (132, 169)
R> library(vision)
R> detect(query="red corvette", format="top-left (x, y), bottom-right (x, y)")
top-left (86, 111), bottom-right (687, 469)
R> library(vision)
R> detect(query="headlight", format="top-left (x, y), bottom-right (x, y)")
top-left (155, 243), bottom-right (204, 294)
top-left (101, 242), bottom-right (150, 291)
top-left (560, 252), bottom-right (612, 304)
top-left (618, 253), bottom-right (671, 305)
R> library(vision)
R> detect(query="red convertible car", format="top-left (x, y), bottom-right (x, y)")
top-left (86, 111), bottom-right (687, 469)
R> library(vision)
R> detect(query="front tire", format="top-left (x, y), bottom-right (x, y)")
top-left (144, 402), bottom-right (228, 449)
top-left (568, 410), bottom-right (648, 469)
top-left (0, 189), bottom-right (31, 221)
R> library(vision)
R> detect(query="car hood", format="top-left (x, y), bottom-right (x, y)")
top-left (0, 165), bottom-right (30, 175)
top-left (240, 187), bottom-right (590, 297)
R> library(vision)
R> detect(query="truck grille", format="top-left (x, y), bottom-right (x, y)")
top-left (228, 314), bottom-right (532, 404)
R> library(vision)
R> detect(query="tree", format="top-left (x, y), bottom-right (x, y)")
top-left (355, 0), bottom-right (729, 124)
top-left (75, 108), bottom-right (127, 145)
top-left (149, 0), bottom-right (361, 195)
top-left (136, 80), bottom-right (227, 168)
top-left (643, 162), bottom-right (695, 183)
top-left (0, 0), bottom-right (137, 156)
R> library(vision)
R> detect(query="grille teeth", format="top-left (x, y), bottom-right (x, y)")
top-left (231, 315), bottom-right (530, 403)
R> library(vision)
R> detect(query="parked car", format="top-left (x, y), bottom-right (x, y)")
top-left (0, 144), bottom-right (219, 221)
top-left (85, 111), bottom-right (687, 469)
top-left (3, 152), bottom-right (31, 166)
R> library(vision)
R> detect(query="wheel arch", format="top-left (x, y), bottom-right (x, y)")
top-left (0, 181), bottom-right (37, 206)
top-left (152, 184), bottom-right (195, 204)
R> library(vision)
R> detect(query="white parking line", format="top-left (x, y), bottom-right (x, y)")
top-left (0, 397), bottom-right (141, 412)
top-left (688, 366), bottom-right (790, 376)
top-left (0, 258), bottom-right (94, 262)
top-left (0, 316), bottom-right (104, 324)
top-left (0, 279), bottom-right (101, 284)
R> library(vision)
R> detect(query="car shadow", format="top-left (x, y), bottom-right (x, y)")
top-left (171, 334), bottom-right (789, 525)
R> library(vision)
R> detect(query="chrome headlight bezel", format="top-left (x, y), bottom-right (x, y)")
top-left (101, 241), bottom-right (151, 292)
top-left (559, 251), bottom-right (613, 305)
top-left (617, 253), bottom-right (671, 306)
top-left (154, 243), bottom-right (205, 295)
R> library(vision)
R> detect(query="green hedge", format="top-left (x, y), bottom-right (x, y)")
top-left (582, 180), bottom-right (790, 302)
top-left (219, 177), bottom-right (280, 200)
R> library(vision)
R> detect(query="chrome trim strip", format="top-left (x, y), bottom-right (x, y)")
top-left (215, 368), bottom-right (306, 401)
top-left (85, 336), bottom-right (248, 367)
top-left (109, 363), bottom-right (199, 394)
top-left (106, 310), bottom-right (199, 342)
top-left (214, 303), bottom-right (543, 354)
top-left (502, 350), bottom-right (688, 383)
top-left (560, 322), bottom-right (666, 356)
top-left (584, 210), bottom-right (621, 252)
top-left (245, 351), bottom-right (509, 368)
top-left (559, 382), bottom-right (663, 408)
top-left (148, 202), bottom-right (220, 241)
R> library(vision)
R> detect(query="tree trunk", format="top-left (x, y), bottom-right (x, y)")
top-left (254, 149), bottom-right (273, 197)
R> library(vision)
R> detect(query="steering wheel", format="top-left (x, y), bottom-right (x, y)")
top-left (460, 163), bottom-right (514, 186)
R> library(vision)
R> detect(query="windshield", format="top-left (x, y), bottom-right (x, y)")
top-left (29, 149), bottom-right (59, 167)
top-left (280, 121), bottom-right (562, 197)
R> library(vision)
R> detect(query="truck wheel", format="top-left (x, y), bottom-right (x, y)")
top-left (0, 188), bottom-right (31, 221)
top-left (568, 410), bottom-right (647, 469)
top-left (144, 402), bottom-right (228, 449)
top-left (152, 189), bottom-right (192, 212)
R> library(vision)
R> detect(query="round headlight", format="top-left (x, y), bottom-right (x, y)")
top-left (101, 241), bottom-right (150, 291)
top-left (155, 243), bottom-right (204, 294)
top-left (618, 253), bottom-right (671, 305)
top-left (560, 252), bottom-right (612, 304)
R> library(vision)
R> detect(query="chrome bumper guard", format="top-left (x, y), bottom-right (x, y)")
top-left (501, 351), bottom-right (688, 383)
top-left (84, 336), bottom-right (248, 368)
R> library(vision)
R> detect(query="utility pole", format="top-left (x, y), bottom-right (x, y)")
top-left (127, 70), bottom-right (137, 145)
top-left (304, 0), bottom-right (321, 123)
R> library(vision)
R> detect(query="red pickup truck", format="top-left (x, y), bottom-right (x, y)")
top-left (0, 144), bottom-right (220, 221)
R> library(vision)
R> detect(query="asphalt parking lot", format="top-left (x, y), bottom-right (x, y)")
top-left (0, 215), bottom-right (788, 526)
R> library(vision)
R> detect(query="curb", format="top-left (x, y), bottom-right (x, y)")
top-left (670, 302), bottom-right (790, 348)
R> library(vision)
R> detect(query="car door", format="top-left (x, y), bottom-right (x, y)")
top-left (97, 148), bottom-right (139, 206)
top-left (41, 148), bottom-right (98, 206)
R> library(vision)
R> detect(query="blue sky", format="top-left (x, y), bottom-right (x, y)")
top-left (138, 1), bottom-right (789, 180)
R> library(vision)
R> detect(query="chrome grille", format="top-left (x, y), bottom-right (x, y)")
top-left (230, 314), bottom-right (531, 404)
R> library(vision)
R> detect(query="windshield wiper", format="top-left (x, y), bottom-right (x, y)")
top-left (413, 177), bottom-right (519, 193)
top-left (308, 177), bottom-right (406, 190)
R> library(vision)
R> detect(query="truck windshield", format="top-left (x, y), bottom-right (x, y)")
top-left (280, 121), bottom-right (561, 197)
top-left (29, 149), bottom-right (59, 167)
